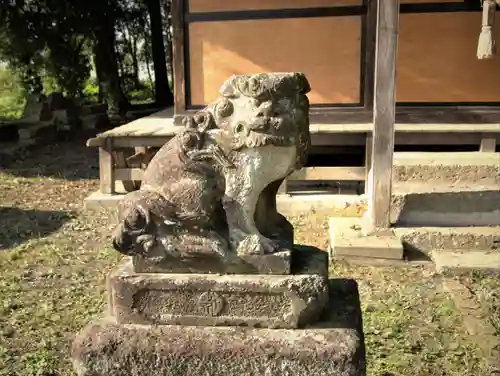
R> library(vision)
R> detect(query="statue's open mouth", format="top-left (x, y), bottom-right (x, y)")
top-left (248, 117), bottom-right (271, 132)
top-left (112, 236), bottom-right (135, 256)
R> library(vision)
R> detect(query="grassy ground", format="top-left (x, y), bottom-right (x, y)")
top-left (459, 270), bottom-right (500, 336)
top-left (0, 136), bottom-right (498, 376)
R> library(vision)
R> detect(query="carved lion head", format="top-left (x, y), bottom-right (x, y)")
top-left (175, 73), bottom-right (311, 169)
top-left (112, 191), bottom-right (168, 256)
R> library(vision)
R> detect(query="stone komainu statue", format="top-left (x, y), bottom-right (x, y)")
top-left (112, 72), bottom-right (311, 273)
top-left (72, 73), bottom-right (363, 376)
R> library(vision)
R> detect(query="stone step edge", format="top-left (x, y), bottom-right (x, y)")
top-left (392, 182), bottom-right (500, 194)
top-left (85, 190), bottom-right (370, 217)
top-left (432, 249), bottom-right (500, 272)
top-left (394, 226), bottom-right (500, 252)
top-left (393, 151), bottom-right (500, 166)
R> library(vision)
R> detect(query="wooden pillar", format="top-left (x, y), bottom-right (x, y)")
top-left (277, 179), bottom-right (288, 195)
top-left (99, 139), bottom-right (115, 194)
top-left (366, 0), bottom-right (400, 230)
top-left (172, 0), bottom-right (186, 114)
top-left (480, 136), bottom-right (496, 152)
top-left (364, 134), bottom-right (372, 194)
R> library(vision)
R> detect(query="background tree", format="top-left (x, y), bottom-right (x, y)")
top-left (145, 0), bottom-right (174, 107)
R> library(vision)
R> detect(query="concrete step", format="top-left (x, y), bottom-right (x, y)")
top-left (85, 190), bottom-right (370, 218)
top-left (393, 152), bottom-right (500, 184)
top-left (432, 249), bottom-right (500, 272)
top-left (394, 226), bottom-right (500, 253)
top-left (391, 182), bottom-right (500, 226)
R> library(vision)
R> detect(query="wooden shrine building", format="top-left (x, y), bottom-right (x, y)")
top-left (86, 0), bottom-right (500, 238)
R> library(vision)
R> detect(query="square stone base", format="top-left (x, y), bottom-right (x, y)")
top-left (329, 217), bottom-right (403, 260)
top-left (72, 280), bottom-right (366, 376)
top-left (108, 258), bottom-right (329, 329)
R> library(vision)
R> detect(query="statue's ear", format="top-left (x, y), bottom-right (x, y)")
top-left (124, 207), bottom-right (147, 231)
top-left (124, 201), bottom-right (152, 233)
top-left (136, 201), bottom-right (152, 225)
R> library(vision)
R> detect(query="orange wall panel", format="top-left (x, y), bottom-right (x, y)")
top-left (188, 17), bottom-right (362, 106)
top-left (397, 12), bottom-right (500, 103)
top-left (399, 0), bottom-right (457, 3)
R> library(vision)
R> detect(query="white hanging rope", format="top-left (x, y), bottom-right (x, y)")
top-left (477, 0), bottom-right (499, 59)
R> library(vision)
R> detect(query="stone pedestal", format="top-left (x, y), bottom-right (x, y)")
top-left (71, 248), bottom-right (366, 376)
top-left (108, 259), bottom-right (328, 329)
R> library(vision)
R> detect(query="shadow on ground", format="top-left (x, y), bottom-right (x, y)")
top-left (0, 132), bottom-right (99, 180)
top-left (0, 207), bottom-right (75, 249)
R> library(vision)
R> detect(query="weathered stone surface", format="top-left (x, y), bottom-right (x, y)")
top-left (394, 226), bottom-right (500, 253)
top-left (108, 259), bottom-right (328, 328)
top-left (72, 280), bottom-right (365, 376)
top-left (393, 151), bottom-right (500, 185)
top-left (21, 93), bottom-right (50, 122)
top-left (111, 72), bottom-right (311, 272)
top-left (133, 249), bottom-right (291, 274)
top-left (432, 249), bottom-right (500, 272)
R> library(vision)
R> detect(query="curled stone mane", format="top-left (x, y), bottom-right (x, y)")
top-left (219, 72), bottom-right (311, 100)
top-left (179, 110), bottom-right (217, 133)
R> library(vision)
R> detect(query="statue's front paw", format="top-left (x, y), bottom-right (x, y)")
top-left (236, 234), bottom-right (278, 255)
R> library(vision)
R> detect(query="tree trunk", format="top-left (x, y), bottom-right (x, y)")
top-left (93, 51), bottom-right (104, 103)
top-left (165, 25), bottom-right (173, 82)
top-left (131, 36), bottom-right (141, 88)
top-left (93, 12), bottom-right (129, 115)
top-left (146, 0), bottom-right (174, 107)
top-left (116, 45), bottom-right (125, 80)
top-left (165, 0), bottom-right (174, 84)
top-left (144, 45), bottom-right (155, 95)
top-left (143, 16), bottom-right (155, 95)
top-left (124, 23), bottom-right (141, 89)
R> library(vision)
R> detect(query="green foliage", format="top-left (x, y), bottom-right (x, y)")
top-left (82, 79), bottom-right (100, 104)
top-left (0, 1), bottom-right (92, 97)
top-left (0, 67), bottom-right (26, 120)
top-left (44, 37), bottom-right (91, 97)
top-left (41, 75), bottom-right (59, 96)
top-left (129, 82), bottom-right (155, 105)
top-left (0, 0), bottom-right (172, 111)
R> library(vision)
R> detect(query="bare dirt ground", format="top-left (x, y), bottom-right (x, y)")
top-left (0, 135), bottom-right (499, 376)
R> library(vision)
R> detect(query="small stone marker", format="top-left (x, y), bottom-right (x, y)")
top-left (329, 217), bottom-right (403, 260)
